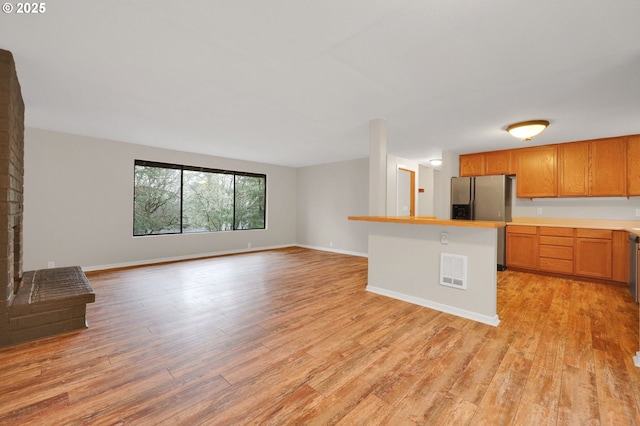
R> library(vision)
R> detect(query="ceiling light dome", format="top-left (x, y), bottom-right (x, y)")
top-left (506, 120), bottom-right (549, 141)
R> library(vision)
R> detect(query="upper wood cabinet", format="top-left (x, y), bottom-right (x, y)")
top-left (460, 150), bottom-right (514, 177)
top-left (627, 135), bottom-right (640, 196)
top-left (459, 153), bottom-right (485, 177)
top-left (589, 137), bottom-right (627, 196)
top-left (484, 150), bottom-right (514, 175)
top-left (459, 133), bottom-right (637, 198)
top-left (558, 137), bottom-right (627, 197)
top-left (558, 141), bottom-right (589, 197)
top-left (516, 145), bottom-right (557, 198)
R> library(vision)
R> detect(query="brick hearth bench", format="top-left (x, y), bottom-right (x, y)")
top-left (7, 266), bottom-right (95, 345)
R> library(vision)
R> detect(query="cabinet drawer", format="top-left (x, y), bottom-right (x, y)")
top-left (539, 227), bottom-right (573, 237)
top-left (540, 245), bottom-right (573, 260)
top-left (539, 258), bottom-right (574, 274)
top-left (539, 236), bottom-right (574, 247)
top-left (507, 225), bottom-right (537, 235)
top-left (575, 229), bottom-right (612, 239)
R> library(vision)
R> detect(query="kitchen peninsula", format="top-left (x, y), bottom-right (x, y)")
top-left (348, 216), bottom-right (504, 326)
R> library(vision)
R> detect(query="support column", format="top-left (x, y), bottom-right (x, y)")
top-left (369, 118), bottom-right (387, 216)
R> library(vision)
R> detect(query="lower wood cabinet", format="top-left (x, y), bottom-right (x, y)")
top-left (574, 229), bottom-right (612, 279)
top-left (538, 227), bottom-right (574, 274)
top-left (506, 226), bottom-right (538, 270)
top-left (506, 225), bottom-right (628, 283)
top-left (612, 231), bottom-right (629, 283)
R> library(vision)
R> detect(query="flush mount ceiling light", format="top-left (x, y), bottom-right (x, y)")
top-left (506, 120), bottom-right (550, 141)
top-left (430, 159), bottom-right (442, 166)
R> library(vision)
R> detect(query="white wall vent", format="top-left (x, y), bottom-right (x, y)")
top-left (440, 253), bottom-right (468, 290)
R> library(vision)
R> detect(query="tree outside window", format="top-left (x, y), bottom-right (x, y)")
top-left (133, 161), bottom-right (266, 236)
top-left (133, 165), bottom-right (181, 235)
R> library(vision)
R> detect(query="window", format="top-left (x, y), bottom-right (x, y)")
top-left (133, 160), bottom-right (266, 236)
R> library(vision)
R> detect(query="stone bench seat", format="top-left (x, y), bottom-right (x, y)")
top-left (7, 266), bottom-right (95, 345)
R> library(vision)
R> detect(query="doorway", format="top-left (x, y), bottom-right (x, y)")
top-left (397, 168), bottom-right (415, 216)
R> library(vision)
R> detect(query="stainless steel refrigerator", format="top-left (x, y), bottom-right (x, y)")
top-left (451, 175), bottom-right (512, 270)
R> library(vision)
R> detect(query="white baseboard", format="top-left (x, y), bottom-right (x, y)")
top-left (295, 244), bottom-right (368, 258)
top-left (81, 244), bottom-right (296, 272)
top-left (366, 285), bottom-right (500, 327)
top-left (82, 244), bottom-right (367, 272)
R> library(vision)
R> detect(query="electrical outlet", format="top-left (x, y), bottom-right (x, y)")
top-left (248, 242), bottom-right (252, 248)
top-left (536, 207), bottom-right (543, 215)
top-left (636, 208), bottom-right (640, 217)
top-left (47, 261), bottom-right (55, 268)
top-left (330, 241), bottom-right (333, 247)
top-left (440, 232), bottom-right (449, 244)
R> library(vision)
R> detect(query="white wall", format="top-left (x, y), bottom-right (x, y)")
top-left (511, 177), bottom-right (640, 219)
top-left (366, 222), bottom-right (499, 326)
top-left (296, 158), bottom-right (369, 256)
top-left (23, 128), bottom-right (297, 270)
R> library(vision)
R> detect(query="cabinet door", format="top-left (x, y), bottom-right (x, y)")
top-left (628, 135), bottom-right (640, 196)
top-left (506, 227), bottom-right (538, 269)
top-left (575, 237), bottom-right (612, 279)
top-left (612, 230), bottom-right (629, 283)
top-left (589, 137), bottom-right (627, 196)
top-left (516, 146), bottom-right (557, 198)
top-left (460, 153), bottom-right (485, 177)
top-left (485, 150), bottom-right (513, 175)
top-left (558, 142), bottom-right (589, 197)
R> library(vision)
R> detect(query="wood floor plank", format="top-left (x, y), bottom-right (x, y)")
top-left (334, 393), bottom-right (393, 425)
top-left (558, 364), bottom-right (600, 424)
top-left (511, 399), bottom-right (556, 426)
top-left (429, 391), bottom-right (479, 424)
top-left (448, 329), bottom-right (513, 405)
top-left (519, 325), bottom-right (565, 413)
top-left (472, 349), bottom-right (533, 425)
top-left (563, 307), bottom-right (595, 372)
top-left (593, 347), bottom-right (640, 424)
top-left (0, 247), bottom-right (639, 424)
top-left (177, 349), bottom-right (320, 425)
top-left (0, 393), bottom-right (69, 425)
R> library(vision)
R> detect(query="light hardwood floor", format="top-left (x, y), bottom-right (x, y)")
top-left (1, 247), bottom-right (639, 425)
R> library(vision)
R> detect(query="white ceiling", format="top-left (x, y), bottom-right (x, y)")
top-left (1, 1), bottom-right (639, 167)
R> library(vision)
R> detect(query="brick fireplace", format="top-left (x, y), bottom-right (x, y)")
top-left (1, 49), bottom-right (94, 347)
top-left (0, 49), bottom-right (24, 346)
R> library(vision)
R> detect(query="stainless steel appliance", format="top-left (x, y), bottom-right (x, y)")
top-left (451, 175), bottom-right (512, 270)
top-left (629, 233), bottom-right (638, 302)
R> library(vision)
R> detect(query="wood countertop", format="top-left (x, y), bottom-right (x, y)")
top-left (348, 216), bottom-right (506, 228)
top-left (509, 217), bottom-right (640, 236)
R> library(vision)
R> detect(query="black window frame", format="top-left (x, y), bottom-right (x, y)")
top-left (133, 159), bottom-right (267, 236)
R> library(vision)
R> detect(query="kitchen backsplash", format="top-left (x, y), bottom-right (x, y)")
top-left (511, 177), bottom-right (640, 220)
